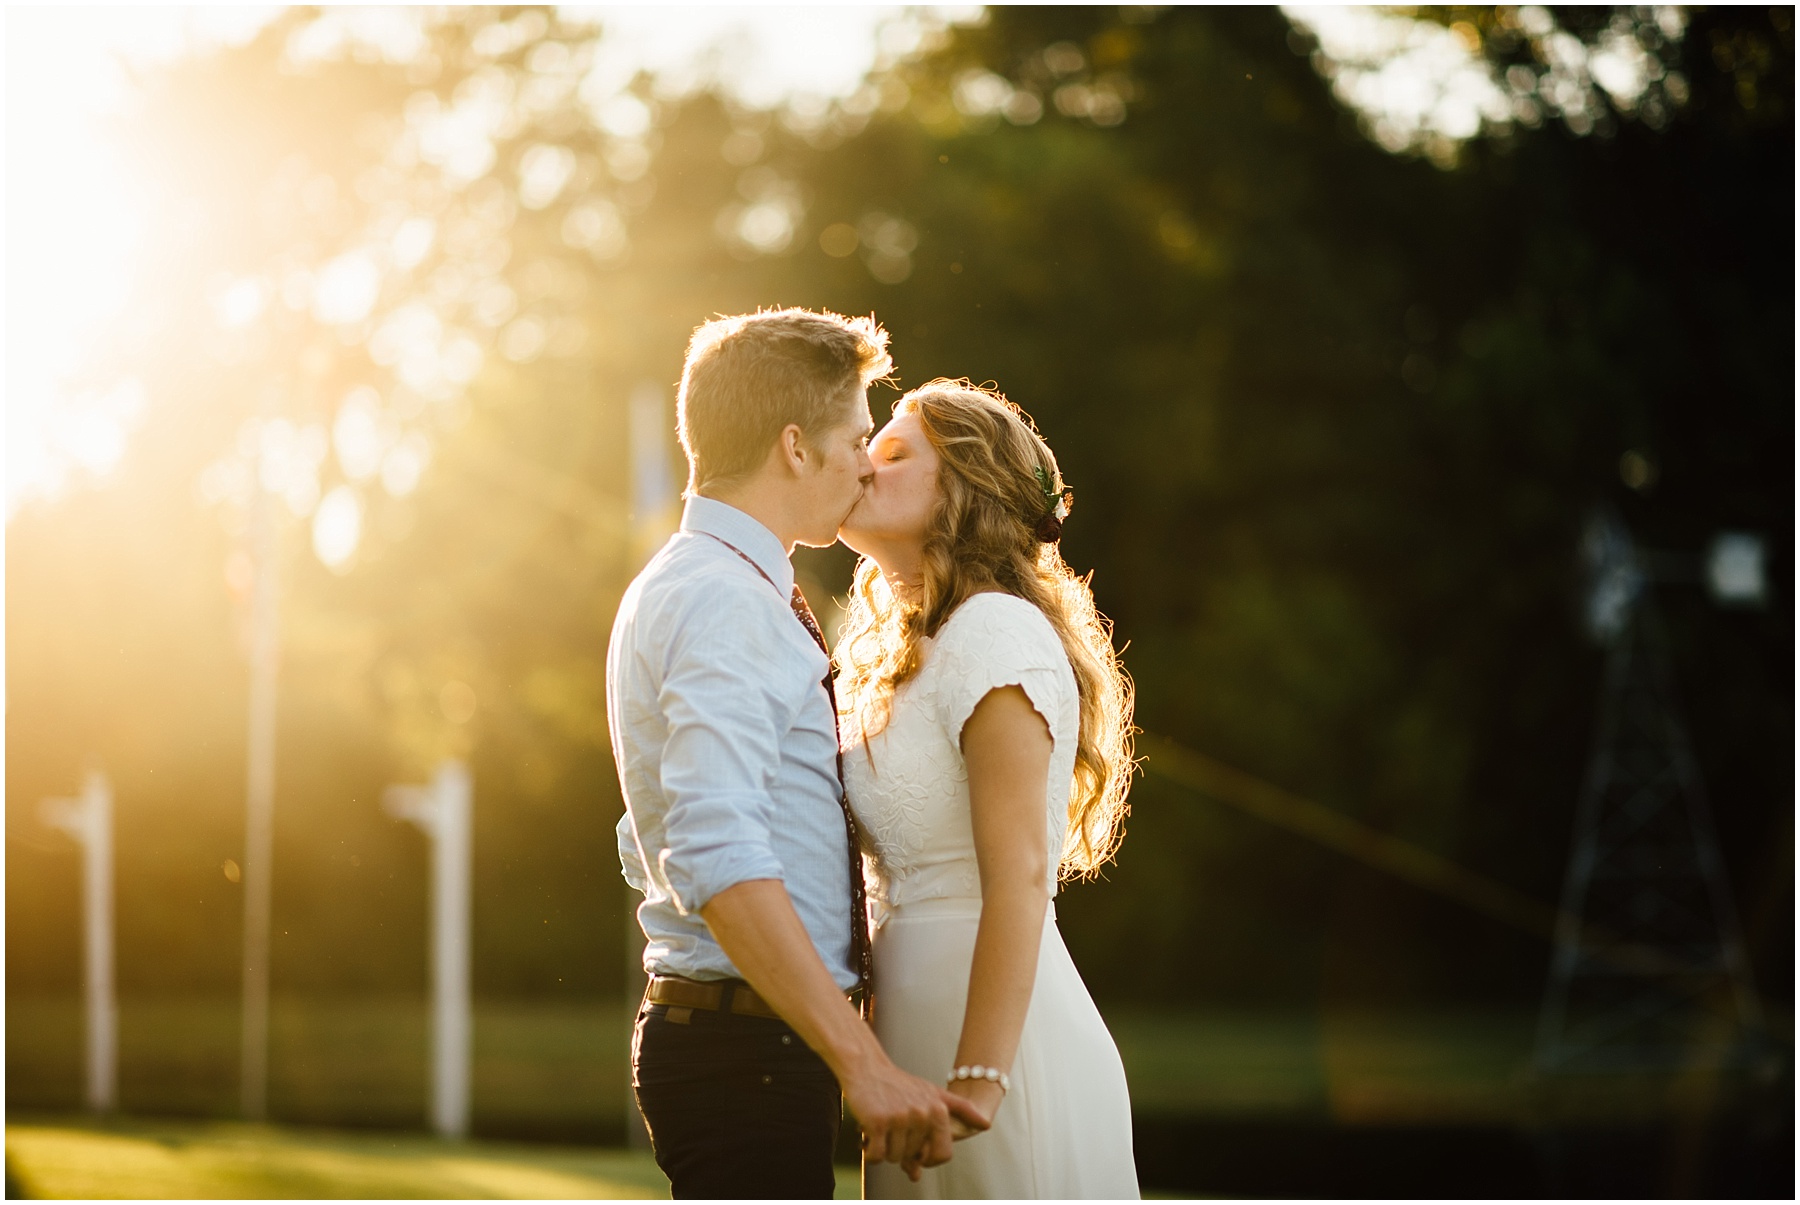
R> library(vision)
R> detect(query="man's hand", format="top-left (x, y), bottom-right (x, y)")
top-left (843, 1059), bottom-right (991, 1180)
top-left (944, 1076), bottom-right (1004, 1140)
top-left (698, 882), bottom-right (990, 1178)
top-left (940, 1086), bottom-right (993, 1144)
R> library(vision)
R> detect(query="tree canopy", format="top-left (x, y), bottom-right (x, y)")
top-left (7, 6), bottom-right (1790, 1013)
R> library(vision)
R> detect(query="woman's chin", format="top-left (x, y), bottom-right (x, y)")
top-left (837, 524), bottom-right (872, 556)
top-left (839, 519), bottom-right (897, 563)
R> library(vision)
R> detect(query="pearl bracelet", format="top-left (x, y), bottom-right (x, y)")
top-left (947, 1064), bottom-right (1010, 1093)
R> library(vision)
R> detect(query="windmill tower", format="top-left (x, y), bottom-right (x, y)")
top-left (1534, 510), bottom-right (1771, 1083)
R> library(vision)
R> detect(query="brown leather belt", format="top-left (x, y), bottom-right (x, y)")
top-left (645, 974), bottom-right (783, 1021)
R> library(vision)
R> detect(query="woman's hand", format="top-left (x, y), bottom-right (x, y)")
top-left (944, 1075), bottom-right (1005, 1137)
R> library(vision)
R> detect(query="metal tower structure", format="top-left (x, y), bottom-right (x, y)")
top-left (1534, 511), bottom-right (1769, 1077)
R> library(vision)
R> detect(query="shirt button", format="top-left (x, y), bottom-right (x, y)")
top-left (781, 1035), bottom-right (792, 1046)
top-left (762, 1074), bottom-right (773, 1085)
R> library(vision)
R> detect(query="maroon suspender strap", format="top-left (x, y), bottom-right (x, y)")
top-left (697, 532), bottom-right (873, 1015)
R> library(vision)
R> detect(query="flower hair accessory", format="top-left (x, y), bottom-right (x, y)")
top-left (1032, 464), bottom-right (1074, 543)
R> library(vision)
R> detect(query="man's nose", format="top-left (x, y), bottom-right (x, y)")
top-left (857, 447), bottom-right (874, 483)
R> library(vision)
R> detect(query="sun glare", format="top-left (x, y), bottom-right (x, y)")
top-left (4, 5), bottom-right (959, 525)
top-left (7, 41), bottom-right (143, 511)
top-left (5, 7), bottom-right (278, 516)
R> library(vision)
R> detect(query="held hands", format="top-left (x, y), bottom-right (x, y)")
top-left (944, 1076), bottom-right (1005, 1139)
top-left (844, 1058), bottom-right (992, 1182)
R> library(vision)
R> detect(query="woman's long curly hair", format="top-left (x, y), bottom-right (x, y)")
top-left (837, 380), bottom-right (1136, 879)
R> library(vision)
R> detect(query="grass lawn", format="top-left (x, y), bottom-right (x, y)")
top-left (4, 1115), bottom-right (866, 1199)
top-left (10, 995), bottom-right (1562, 1129)
top-left (9, 1002), bottom-right (1786, 1198)
top-left (1105, 1006), bottom-right (1544, 1123)
top-left (6, 997), bottom-right (639, 1136)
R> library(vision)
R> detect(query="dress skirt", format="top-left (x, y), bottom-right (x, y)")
top-left (864, 898), bottom-right (1140, 1200)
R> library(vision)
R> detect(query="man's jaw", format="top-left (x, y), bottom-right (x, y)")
top-left (834, 488), bottom-right (871, 548)
top-left (840, 484), bottom-right (871, 527)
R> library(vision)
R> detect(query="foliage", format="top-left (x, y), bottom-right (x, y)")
top-left (6, 6), bottom-right (1790, 1017)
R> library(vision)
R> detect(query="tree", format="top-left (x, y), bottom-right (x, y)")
top-left (8, 6), bottom-right (1788, 1025)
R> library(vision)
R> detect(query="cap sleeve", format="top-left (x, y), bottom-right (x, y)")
top-left (931, 594), bottom-right (1072, 746)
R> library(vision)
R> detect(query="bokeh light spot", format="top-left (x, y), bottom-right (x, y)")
top-left (312, 485), bottom-right (364, 571)
top-left (562, 201), bottom-right (629, 260)
top-left (819, 222), bottom-right (860, 257)
top-left (517, 143), bottom-right (577, 209)
top-left (737, 201), bottom-right (795, 254)
top-left (1619, 449), bottom-right (1658, 492)
top-left (333, 386), bottom-right (389, 482)
top-left (439, 680), bottom-right (478, 724)
top-left (381, 433), bottom-right (432, 497)
top-left (313, 252), bottom-right (382, 326)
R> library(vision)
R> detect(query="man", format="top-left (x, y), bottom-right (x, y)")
top-left (607, 308), bottom-right (985, 1198)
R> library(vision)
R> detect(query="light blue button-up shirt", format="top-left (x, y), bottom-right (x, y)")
top-left (607, 496), bottom-right (856, 990)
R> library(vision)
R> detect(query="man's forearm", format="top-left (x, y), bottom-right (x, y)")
top-left (699, 878), bottom-right (882, 1082)
top-left (703, 877), bottom-right (987, 1174)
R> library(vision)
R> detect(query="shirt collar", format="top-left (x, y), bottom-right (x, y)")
top-left (681, 496), bottom-right (795, 597)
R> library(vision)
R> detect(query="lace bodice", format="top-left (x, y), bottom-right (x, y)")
top-left (841, 593), bottom-right (1078, 924)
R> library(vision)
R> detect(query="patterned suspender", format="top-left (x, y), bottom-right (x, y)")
top-left (697, 532), bottom-right (873, 1015)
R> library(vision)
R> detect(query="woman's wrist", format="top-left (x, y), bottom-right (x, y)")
top-left (947, 1062), bottom-right (1011, 1093)
top-left (945, 1074), bottom-right (1007, 1116)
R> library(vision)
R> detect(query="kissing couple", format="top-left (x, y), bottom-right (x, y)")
top-left (608, 308), bottom-right (1139, 1199)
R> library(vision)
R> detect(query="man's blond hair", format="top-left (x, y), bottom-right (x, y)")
top-left (677, 308), bottom-right (892, 495)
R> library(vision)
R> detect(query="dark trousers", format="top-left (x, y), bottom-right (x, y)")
top-left (632, 997), bottom-right (842, 1199)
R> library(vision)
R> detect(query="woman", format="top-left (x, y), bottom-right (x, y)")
top-left (837, 380), bottom-right (1139, 1199)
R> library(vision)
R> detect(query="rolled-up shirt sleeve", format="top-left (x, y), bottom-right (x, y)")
top-left (616, 810), bottom-right (649, 896)
top-left (651, 579), bottom-right (810, 914)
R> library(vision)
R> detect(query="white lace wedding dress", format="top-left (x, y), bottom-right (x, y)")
top-left (843, 592), bottom-right (1139, 1199)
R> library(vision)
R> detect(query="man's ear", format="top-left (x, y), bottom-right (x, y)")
top-left (776, 423), bottom-right (808, 474)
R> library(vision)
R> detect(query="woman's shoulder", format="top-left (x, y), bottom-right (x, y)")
top-left (936, 591), bottom-right (1064, 663)
top-left (926, 592), bottom-right (1074, 736)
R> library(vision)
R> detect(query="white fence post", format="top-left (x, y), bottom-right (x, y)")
top-left (42, 769), bottom-right (117, 1114)
top-left (384, 760), bottom-right (472, 1138)
top-left (240, 479), bottom-right (281, 1122)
